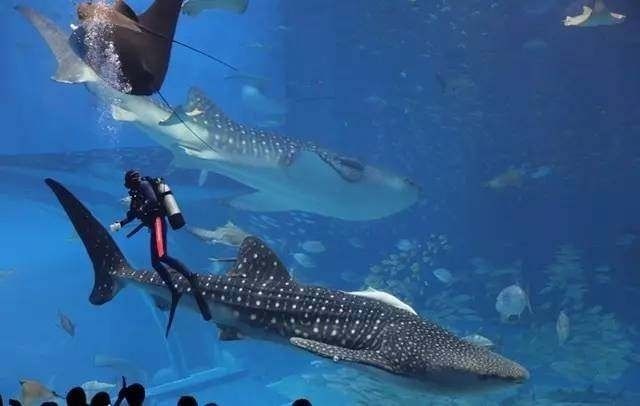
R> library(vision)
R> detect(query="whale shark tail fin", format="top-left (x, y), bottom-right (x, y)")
top-left (45, 178), bottom-right (126, 305)
top-left (16, 6), bottom-right (93, 84)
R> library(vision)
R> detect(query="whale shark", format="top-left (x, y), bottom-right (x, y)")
top-left (564, 0), bottom-right (625, 27)
top-left (45, 178), bottom-right (529, 393)
top-left (18, 6), bottom-right (420, 221)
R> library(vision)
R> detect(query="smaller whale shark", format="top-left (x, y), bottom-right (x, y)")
top-left (182, 0), bottom-right (249, 16)
top-left (46, 178), bottom-right (529, 394)
top-left (18, 6), bottom-right (420, 221)
top-left (564, 0), bottom-right (625, 27)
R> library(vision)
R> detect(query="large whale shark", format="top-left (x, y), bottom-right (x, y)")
top-left (18, 6), bottom-right (420, 221)
top-left (45, 178), bottom-right (529, 394)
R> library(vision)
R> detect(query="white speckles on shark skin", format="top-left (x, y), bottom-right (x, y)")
top-left (47, 177), bottom-right (527, 390)
top-left (181, 88), bottom-right (299, 166)
top-left (112, 238), bottom-right (529, 386)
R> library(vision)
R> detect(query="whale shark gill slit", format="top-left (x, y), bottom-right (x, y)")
top-left (317, 151), bottom-right (365, 182)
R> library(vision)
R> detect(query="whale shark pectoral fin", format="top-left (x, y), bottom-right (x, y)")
top-left (16, 6), bottom-right (93, 84)
top-left (111, 105), bottom-right (137, 122)
top-left (158, 106), bottom-right (188, 127)
top-left (217, 325), bottom-right (243, 341)
top-left (175, 145), bottom-right (222, 161)
top-left (290, 337), bottom-right (396, 373)
top-left (564, 6), bottom-right (593, 26)
top-left (227, 191), bottom-right (298, 212)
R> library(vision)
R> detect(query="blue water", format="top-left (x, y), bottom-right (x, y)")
top-left (1, 0), bottom-right (640, 405)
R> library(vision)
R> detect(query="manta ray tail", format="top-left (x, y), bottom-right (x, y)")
top-left (45, 178), bottom-right (126, 305)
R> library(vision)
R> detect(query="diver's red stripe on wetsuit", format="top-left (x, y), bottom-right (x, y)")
top-left (154, 217), bottom-right (165, 257)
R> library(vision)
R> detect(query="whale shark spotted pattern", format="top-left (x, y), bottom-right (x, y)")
top-left (163, 88), bottom-right (366, 183)
top-left (19, 6), bottom-right (419, 220)
top-left (46, 178), bottom-right (529, 392)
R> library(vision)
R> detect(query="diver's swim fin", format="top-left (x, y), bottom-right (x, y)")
top-left (188, 275), bottom-right (212, 321)
top-left (165, 291), bottom-right (182, 337)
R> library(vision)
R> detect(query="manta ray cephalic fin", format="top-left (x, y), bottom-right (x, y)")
top-left (290, 337), bottom-right (397, 373)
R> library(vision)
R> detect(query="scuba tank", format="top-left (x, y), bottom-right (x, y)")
top-left (153, 177), bottom-right (185, 230)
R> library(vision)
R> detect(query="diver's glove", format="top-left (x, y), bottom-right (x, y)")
top-left (110, 222), bottom-right (122, 232)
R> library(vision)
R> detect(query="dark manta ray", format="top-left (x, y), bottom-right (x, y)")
top-left (45, 178), bottom-right (529, 393)
top-left (70, 0), bottom-right (234, 96)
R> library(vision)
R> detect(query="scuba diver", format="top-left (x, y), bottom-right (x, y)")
top-left (110, 170), bottom-right (211, 335)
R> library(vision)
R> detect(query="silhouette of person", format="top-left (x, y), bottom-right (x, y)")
top-left (8, 399), bottom-right (21, 406)
top-left (41, 402), bottom-right (58, 406)
top-left (65, 387), bottom-right (87, 406)
top-left (111, 169), bottom-right (211, 335)
top-left (292, 399), bottom-right (312, 406)
top-left (177, 395), bottom-right (198, 406)
top-left (89, 392), bottom-right (110, 406)
top-left (203, 403), bottom-right (219, 406)
top-left (113, 377), bottom-right (144, 406)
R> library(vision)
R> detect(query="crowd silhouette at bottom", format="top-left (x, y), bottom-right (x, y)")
top-left (0, 378), bottom-right (313, 406)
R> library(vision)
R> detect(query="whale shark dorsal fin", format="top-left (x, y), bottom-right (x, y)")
top-left (186, 87), bottom-right (237, 127)
top-left (290, 337), bottom-right (398, 373)
top-left (345, 288), bottom-right (417, 315)
top-left (228, 237), bottom-right (293, 284)
top-left (160, 87), bottom-right (235, 129)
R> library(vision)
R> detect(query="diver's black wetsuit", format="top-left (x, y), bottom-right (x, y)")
top-left (119, 177), bottom-right (211, 333)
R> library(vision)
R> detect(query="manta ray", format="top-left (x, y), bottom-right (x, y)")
top-left (564, 0), bottom-right (625, 27)
top-left (18, 6), bottom-right (420, 221)
top-left (70, 0), bottom-right (184, 95)
top-left (69, 0), bottom-right (235, 95)
top-left (45, 178), bottom-right (529, 393)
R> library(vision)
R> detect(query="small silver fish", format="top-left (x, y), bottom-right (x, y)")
top-left (556, 310), bottom-right (570, 345)
top-left (293, 252), bottom-right (316, 268)
top-left (300, 240), bottom-right (326, 254)
top-left (188, 222), bottom-right (249, 247)
top-left (58, 311), bottom-right (75, 337)
top-left (432, 268), bottom-right (453, 284)
top-left (0, 269), bottom-right (15, 280)
top-left (396, 239), bottom-right (415, 252)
